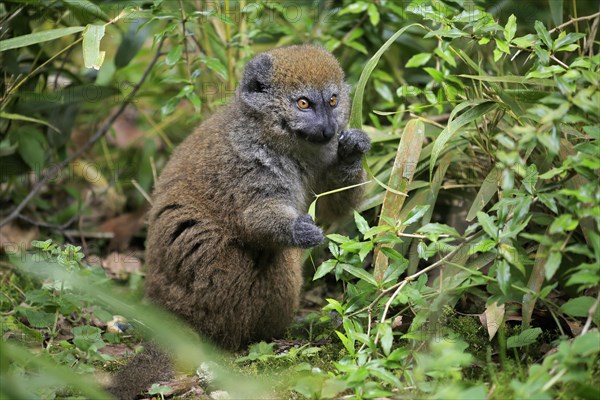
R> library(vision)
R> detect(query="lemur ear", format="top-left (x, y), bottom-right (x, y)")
top-left (239, 53), bottom-right (273, 110)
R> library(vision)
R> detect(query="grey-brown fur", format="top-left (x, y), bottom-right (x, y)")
top-left (108, 45), bottom-right (370, 399)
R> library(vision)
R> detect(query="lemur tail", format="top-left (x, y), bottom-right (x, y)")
top-left (107, 343), bottom-right (173, 400)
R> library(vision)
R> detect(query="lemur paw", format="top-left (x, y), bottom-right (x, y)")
top-left (338, 128), bottom-right (371, 163)
top-left (292, 214), bottom-right (324, 248)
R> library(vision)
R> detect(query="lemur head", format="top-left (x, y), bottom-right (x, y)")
top-left (239, 45), bottom-right (350, 144)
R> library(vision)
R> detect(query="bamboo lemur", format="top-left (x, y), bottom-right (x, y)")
top-left (109, 44), bottom-right (370, 399)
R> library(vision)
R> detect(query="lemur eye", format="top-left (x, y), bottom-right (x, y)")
top-left (329, 95), bottom-right (338, 107)
top-left (297, 98), bottom-right (310, 110)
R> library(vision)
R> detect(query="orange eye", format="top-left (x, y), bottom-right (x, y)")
top-left (329, 95), bottom-right (338, 107)
top-left (297, 98), bottom-right (310, 109)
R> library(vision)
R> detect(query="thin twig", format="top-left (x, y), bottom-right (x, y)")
top-left (549, 11), bottom-right (600, 33)
top-left (0, 38), bottom-right (166, 228)
top-left (580, 292), bottom-right (600, 336)
top-left (131, 179), bottom-right (153, 205)
top-left (177, 0), bottom-right (192, 80)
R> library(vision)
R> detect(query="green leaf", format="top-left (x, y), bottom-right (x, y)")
top-left (62, 0), bottom-right (110, 22)
top-left (341, 264), bottom-right (378, 286)
top-left (496, 39), bottom-right (510, 55)
top-left (380, 247), bottom-right (406, 262)
top-left (367, 4), bottom-right (380, 26)
top-left (476, 212), bottom-right (498, 239)
top-left (17, 128), bottom-right (46, 169)
top-left (429, 101), bottom-right (498, 176)
top-left (0, 112), bottom-right (61, 133)
top-left (350, 23), bottom-right (424, 129)
top-left (549, 214), bottom-right (578, 234)
top-left (0, 27), bottom-right (85, 52)
top-left (339, 2), bottom-right (369, 15)
top-left (82, 24), bottom-right (106, 70)
top-left (378, 323), bottom-right (393, 356)
top-left (523, 164), bottom-right (538, 194)
top-left (403, 205), bottom-right (430, 226)
top-left (507, 327), bottom-right (542, 348)
top-left (20, 309), bottom-right (55, 328)
top-left (354, 211), bottom-right (370, 235)
top-left (313, 260), bottom-right (336, 281)
top-left (548, 0), bottom-right (563, 26)
top-left (560, 296), bottom-right (595, 317)
top-left (534, 20), bottom-right (553, 49)
top-left (544, 251), bottom-right (562, 280)
top-left (504, 14), bottom-right (517, 42)
top-left (467, 168), bottom-right (499, 221)
top-left (204, 57), bottom-right (228, 81)
top-left (166, 44), bottom-right (183, 66)
top-left (417, 223), bottom-right (460, 238)
top-left (115, 19), bottom-right (150, 69)
top-left (496, 260), bottom-right (511, 295)
top-left (405, 53), bottom-right (431, 68)
top-left (327, 234), bottom-right (350, 244)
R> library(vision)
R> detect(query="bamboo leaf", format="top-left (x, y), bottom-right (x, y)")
top-left (467, 168), bottom-right (499, 221)
top-left (548, 0), bottom-right (563, 26)
top-left (350, 23), bottom-right (425, 128)
top-left (82, 24), bottom-right (106, 70)
top-left (0, 27), bottom-right (84, 52)
top-left (0, 112), bottom-right (61, 133)
top-left (429, 101), bottom-right (498, 177)
top-left (62, 0), bottom-right (110, 22)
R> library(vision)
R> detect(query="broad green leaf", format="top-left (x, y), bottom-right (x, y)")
top-left (378, 323), bottom-right (393, 355)
top-left (405, 53), bottom-right (431, 68)
top-left (313, 260), bottom-right (336, 281)
top-left (534, 20), bottom-right (553, 49)
top-left (549, 214), bottom-right (578, 234)
top-left (477, 211), bottom-right (498, 239)
top-left (380, 247), bottom-right (406, 262)
top-left (544, 251), bottom-right (562, 280)
top-left (17, 128), bottom-right (46, 169)
top-left (496, 260), bottom-right (511, 294)
top-left (82, 24), bottom-right (106, 70)
top-left (204, 58), bottom-right (228, 81)
top-left (339, 2), bottom-right (369, 15)
top-left (354, 211), bottom-right (370, 235)
top-left (0, 26), bottom-right (85, 52)
top-left (417, 223), bottom-right (460, 238)
top-left (403, 204), bottom-right (430, 226)
top-left (367, 4), bottom-right (380, 26)
top-left (523, 164), bottom-right (538, 194)
top-left (560, 296), bottom-right (595, 317)
top-left (327, 234), bottom-right (351, 244)
top-left (166, 44), bottom-right (183, 66)
top-left (507, 327), bottom-right (542, 348)
top-left (429, 101), bottom-right (498, 176)
top-left (504, 14), bottom-right (517, 42)
top-left (341, 264), bottom-right (378, 287)
top-left (496, 39), bottom-right (510, 55)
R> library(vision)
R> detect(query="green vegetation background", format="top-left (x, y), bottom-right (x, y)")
top-left (0, 0), bottom-right (599, 399)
